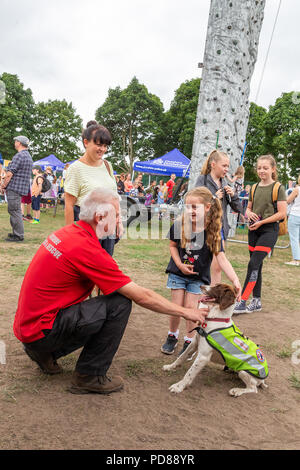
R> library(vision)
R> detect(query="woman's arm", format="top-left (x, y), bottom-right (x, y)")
top-left (64, 192), bottom-right (77, 225)
top-left (287, 187), bottom-right (299, 205)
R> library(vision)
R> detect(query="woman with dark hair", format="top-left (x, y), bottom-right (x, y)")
top-left (64, 120), bottom-right (120, 255)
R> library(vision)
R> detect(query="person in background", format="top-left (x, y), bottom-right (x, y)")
top-left (0, 136), bottom-right (33, 242)
top-left (117, 173), bottom-right (125, 194)
top-left (165, 174), bottom-right (176, 204)
top-left (124, 174), bottom-right (133, 195)
top-left (227, 165), bottom-right (245, 196)
top-left (195, 150), bottom-right (242, 285)
top-left (285, 175), bottom-right (300, 266)
top-left (238, 184), bottom-right (251, 227)
top-left (64, 120), bottom-right (120, 256)
top-left (21, 187), bottom-right (33, 220)
top-left (129, 182), bottom-right (139, 202)
top-left (135, 175), bottom-right (146, 195)
top-left (62, 163), bottom-right (70, 183)
top-left (234, 155), bottom-right (286, 314)
top-left (30, 166), bottom-right (44, 225)
top-left (157, 183), bottom-right (165, 205)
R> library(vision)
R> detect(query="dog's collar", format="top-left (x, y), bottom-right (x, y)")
top-left (190, 318), bottom-right (231, 336)
top-left (201, 318), bottom-right (231, 328)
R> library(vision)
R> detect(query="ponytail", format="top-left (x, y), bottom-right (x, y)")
top-left (201, 149), bottom-right (229, 175)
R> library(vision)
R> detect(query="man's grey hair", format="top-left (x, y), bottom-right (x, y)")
top-left (79, 188), bottom-right (119, 223)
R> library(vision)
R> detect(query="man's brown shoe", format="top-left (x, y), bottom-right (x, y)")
top-left (23, 345), bottom-right (63, 375)
top-left (68, 372), bottom-right (124, 394)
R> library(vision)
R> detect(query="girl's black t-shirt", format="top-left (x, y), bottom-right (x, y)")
top-left (165, 221), bottom-right (223, 284)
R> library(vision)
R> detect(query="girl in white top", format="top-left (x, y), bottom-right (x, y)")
top-left (64, 121), bottom-right (119, 256)
top-left (285, 175), bottom-right (300, 266)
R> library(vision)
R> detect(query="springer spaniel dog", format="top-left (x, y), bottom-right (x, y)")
top-left (163, 284), bottom-right (268, 397)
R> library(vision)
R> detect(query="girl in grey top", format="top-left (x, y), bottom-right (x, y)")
top-left (195, 150), bottom-right (242, 284)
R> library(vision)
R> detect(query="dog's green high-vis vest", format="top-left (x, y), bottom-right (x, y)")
top-left (196, 323), bottom-right (268, 379)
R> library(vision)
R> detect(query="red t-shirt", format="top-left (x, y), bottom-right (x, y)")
top-left (13, 221), bottom-right (132, 343)
top-left (166, 179), bottom-right (175, 198)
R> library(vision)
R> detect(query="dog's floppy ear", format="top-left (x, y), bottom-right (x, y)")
top-left (219, 286), bottom-right (237, 310)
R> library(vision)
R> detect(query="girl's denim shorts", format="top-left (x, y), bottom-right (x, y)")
top-left (167, 273), bottom-right (203, 294)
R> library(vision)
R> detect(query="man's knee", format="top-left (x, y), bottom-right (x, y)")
top-left (106, 293), bottom-right (132, 318)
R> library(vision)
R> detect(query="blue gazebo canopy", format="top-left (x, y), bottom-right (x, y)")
top-left (34, 154), bottom-right (65, 170)
top-left (133, 149), bottom-right (190, 177)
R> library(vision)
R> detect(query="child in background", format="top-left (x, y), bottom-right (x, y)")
top-left (227, 165), bottom-right (245, 196)
top-left (30, 166), bottom-right (44, 225)
top-left (21, 187), bottom-right (33, 220)
top-left (234, 155), bottom-right (287, 314)
top-left (195, 150), bottom-right (242, 286)
top-left (129, 182), bottom-right (139, 202)
top-left (161, 186), bottom-right (241, 356)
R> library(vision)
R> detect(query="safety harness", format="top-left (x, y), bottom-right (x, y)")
top-left (193, 322), bottom-right (268, 380)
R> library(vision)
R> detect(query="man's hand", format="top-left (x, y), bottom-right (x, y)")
top-left (181, 306), bottom-right (209, 324)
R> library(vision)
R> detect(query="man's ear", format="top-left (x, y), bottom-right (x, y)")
top-left (94, 211), bottom-right (107, 224)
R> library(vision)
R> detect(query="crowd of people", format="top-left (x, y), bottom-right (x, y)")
top-left (0, 122), bottom-right (298, 396)
top-left (115, 171), bottom-right (181, 206)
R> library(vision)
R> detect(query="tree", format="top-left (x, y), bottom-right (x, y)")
top-left (244, 102), bottom-right (268, 182)
top-left (264, 92), bottom-right (300, 183)
top-left (95, 77), bottom-right (165, 173)
top-left (0, 73), bottom-right (35, 159)
top-left (31, 100), bottom-right (83, 162)
top-left (164, 78), bottom-right (201, 158)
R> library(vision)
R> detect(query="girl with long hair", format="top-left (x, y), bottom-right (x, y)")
top-left (234, 155), bottom-right (287, 314)
top-left (161, 187), bottom-right (241, 356)
top-left (195, 150), bottom-right (243, 285)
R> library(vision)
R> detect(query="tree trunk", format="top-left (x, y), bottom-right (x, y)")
top-left (189, 0), bottom-right (266, 188)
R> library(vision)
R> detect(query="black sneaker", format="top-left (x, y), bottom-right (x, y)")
top-left (161, 334), bottom-right (178, 355)
top-left (6, 235), bottom-right (24, 242)
top-left (178, 340), bottom-right (192, 356)
top-left (5, 234), bottom-right (24, 242)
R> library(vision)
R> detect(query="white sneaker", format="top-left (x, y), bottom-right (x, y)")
top-left (285, 260), bottom-right (300, 266)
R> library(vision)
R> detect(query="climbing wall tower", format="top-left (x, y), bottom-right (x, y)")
top-left (189, 0), bottom-right (266, 187)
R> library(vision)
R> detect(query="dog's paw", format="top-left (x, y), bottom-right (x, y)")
top-left (163, 364), bottom-right (174, 372)
top-left (229, 387), bottom-right (243, 397)
top-left (169, 381), bottom-right (185, 394)
top-left (229, 387), bottom-right (257, 397)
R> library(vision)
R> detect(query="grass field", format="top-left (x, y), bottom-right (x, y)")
top-left (0, 203), bottom-right (299, 312)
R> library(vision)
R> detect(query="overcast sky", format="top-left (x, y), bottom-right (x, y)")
top-left (0, 0), bottom-right (299, 126)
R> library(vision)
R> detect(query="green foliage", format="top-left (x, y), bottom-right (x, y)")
top-left (264, 92), bottom-right (300, 183)
top-left (244, 102), bottom-right (268, 181)
top-left (31, 100), bottom-right (83, 162)
top-left (96, 77), bottom-right (165, 173)
top-left (164, 78), bottom-right (200, 158)
top-left (0, 73), bottom-right (35, 159)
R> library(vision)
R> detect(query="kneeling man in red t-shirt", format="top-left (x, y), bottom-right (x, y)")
top-left (13, 188), bottom-right (208, 394)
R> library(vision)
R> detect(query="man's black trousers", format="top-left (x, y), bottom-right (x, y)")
top-left (24, 293), bottom-right (132, 376)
